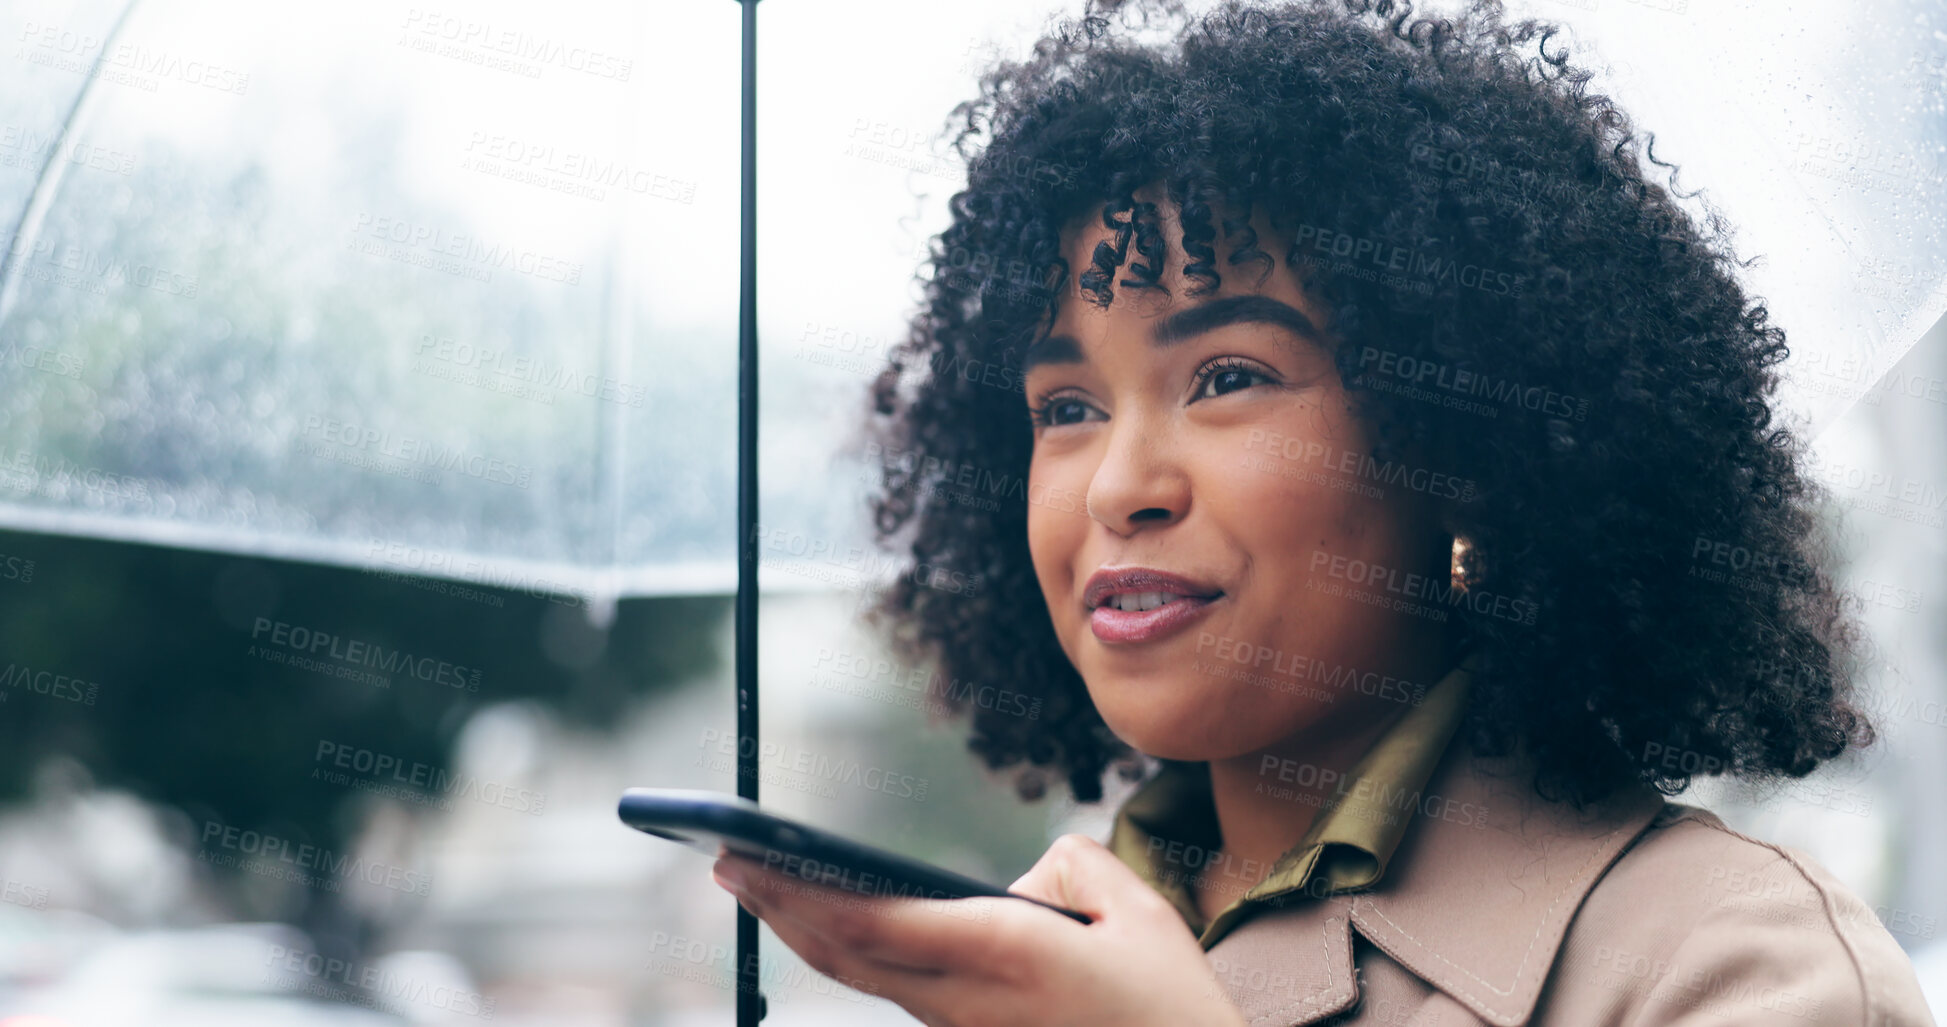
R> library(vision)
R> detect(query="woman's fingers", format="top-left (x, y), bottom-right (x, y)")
top-left (717, 855), bottom-right (939, 968)
top-left (706, 837), bottom-right (1244, 1027)
top-left (719, 852), bottom-right (1062, 980)
top-left (1008, 833), bottom-right (1179, 928)
top-left (733, 877), bottom-right (924, 985)
top-left (720, 858), bottom-right (1007, 1023)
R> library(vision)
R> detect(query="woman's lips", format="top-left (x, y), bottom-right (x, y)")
top-left (1089, 593), bottom-right (1223, 644)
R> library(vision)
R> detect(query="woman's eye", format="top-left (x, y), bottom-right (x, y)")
top-left (1031, 361), bottom-right (1275, 427)
top-left (1048, 399), bottom-right (1088, 424)
top-left (1195, 361), bottom-right (1275, 400)
top-left (1032, 396), bottom-right (1098, 427)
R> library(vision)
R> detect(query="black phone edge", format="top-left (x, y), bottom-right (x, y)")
top-left (617, 788), bottom-right (1093, 925)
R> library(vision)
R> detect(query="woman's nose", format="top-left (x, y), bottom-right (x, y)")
top-left (1083, 413), bottom-right (1189, 533)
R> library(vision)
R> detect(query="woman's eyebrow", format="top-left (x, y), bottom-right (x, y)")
top-left (1016, 294), bottom-right (1323, 376)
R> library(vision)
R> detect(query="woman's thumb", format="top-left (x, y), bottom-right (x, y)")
top-left (1009, 832), bottom-right (1165, 922)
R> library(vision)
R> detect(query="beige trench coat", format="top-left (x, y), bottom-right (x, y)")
top-left (1200, 735), bottom-right (1937, 1026)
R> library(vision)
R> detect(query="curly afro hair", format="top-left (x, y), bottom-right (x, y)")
top-left (856, 0), bottom-right (1874, 808)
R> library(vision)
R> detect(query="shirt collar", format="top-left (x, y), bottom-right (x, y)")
top-left (1109, 658), bottom-right (1477, 948)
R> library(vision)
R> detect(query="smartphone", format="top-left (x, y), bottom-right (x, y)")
top-left (618, 787), bottom-right (1093, 924)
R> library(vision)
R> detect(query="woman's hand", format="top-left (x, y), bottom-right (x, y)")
top-left (712, 833), bottom-right (1249, 1027)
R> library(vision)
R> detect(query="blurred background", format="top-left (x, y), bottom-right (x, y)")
top-left (0, 0), bottom-right (1941, 1023)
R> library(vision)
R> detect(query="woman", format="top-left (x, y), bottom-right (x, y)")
top-left (711, 0), bottom-right (1937, 1023)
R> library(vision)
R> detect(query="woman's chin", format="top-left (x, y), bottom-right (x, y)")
top-left (1098, 712), bottom-right (1264, 763)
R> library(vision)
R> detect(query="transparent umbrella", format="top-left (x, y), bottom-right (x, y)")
top-left (0, 0), bottom-right (752, 624)
top-left (1, 0), bottom-right (1939, 621)
top-left (1494, 0), bottom-right (1947, 435)
top-left (1, 0), bottom-right (1943, 1024)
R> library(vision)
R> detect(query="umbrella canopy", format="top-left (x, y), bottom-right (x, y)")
top-left (0, 0), bottom-right (752, 623)
top-left (2, 0), bottom-right (1939, 613)
top-left (1515, 0), bottom-right (1947, 435)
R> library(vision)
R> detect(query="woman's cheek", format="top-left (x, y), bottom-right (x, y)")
top-left (1025, 468), bottom-right (1090, 629)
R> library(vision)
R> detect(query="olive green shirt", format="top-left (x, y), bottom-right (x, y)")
top-left (1107, 659), bottom-right (1475, 949)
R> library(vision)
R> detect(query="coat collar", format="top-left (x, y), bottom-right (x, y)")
top-left (1111, 661), bottom-right (1478, 948)
top-left (1208, 732), bottom-right (1669, 1026)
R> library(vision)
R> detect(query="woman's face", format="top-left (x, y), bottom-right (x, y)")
top-left (1022, 184), bottom-right (1455, 761)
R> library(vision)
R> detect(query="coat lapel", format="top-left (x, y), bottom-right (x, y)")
top-left (1346, 734), bottom-right (1667, 1025)
top-left (1206, 735), bottom-right (1668, 1026)
top-left (1205, 893), bottom-right (1361, 1026)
